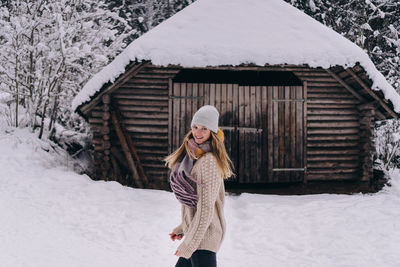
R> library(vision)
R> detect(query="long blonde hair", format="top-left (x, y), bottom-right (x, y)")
top-left (164, 129), bottom-right (235, 179)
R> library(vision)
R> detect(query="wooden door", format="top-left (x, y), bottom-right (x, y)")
top-left (169, 82), bottom-right (306, 183)
top-left (269, 86), bottom-right (306, 183)
top-left (169, 82), bottom-right (205, 150)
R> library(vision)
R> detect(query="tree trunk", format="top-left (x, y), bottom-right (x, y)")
top-left (48, 94), bottom-right (59, 132)
top-left (38, 99), bottom-right (48, 139)
top-left (15, 53), bottom-right (19, 128)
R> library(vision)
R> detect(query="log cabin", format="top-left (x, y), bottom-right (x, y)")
top-left (72, 0), bottom-right (400, 193)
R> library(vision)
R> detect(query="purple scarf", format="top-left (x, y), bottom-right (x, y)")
top-left (170, 139), bottom-right (211, 208)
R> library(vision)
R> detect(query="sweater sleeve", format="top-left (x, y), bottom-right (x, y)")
top-left (177, 153), bottom-right (222, 259)
top-left (173, 224), bottom-right (184, 235)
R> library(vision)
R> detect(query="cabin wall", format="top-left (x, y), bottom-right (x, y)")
top-left (86, 65), bottom-right (377, 188)
top-left (88, 65), bottom-right (179, 188)
top-left (292, 68), bottom-right (362, 181)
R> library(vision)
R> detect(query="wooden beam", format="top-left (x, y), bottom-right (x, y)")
top-left (325, 69), bottom-right (365, 101)
top-left (112, 102), bottom-right (149, 187)
top-left (303, 81), bottom-right (308, 184)
top-left (110, 147), bottom-right (129, 169)
top-left (168, 78), bottom-right (173, 155)
top-left (111, 109), bottom-right (144, 188)
top-left (325, 68), bottom-right (386, 120)
top-left (110, 155), bottom-right (122, 182)
top-left (346, 68), bottom-right (398, 119)
top-left (80, 61), bottom-right (151, 115)
top-left (157, 63), bottom-right (323, 72)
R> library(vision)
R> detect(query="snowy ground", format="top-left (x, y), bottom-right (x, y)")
top-left (1, 127), bottom-right (400, 267)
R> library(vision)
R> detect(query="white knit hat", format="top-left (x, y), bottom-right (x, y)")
top-left (191, 105), bottom-right (219, 133)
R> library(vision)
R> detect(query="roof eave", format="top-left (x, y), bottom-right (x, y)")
top-left (75, 61), bottom-right (151, 118)
top-left (327, 65), bottom-right (398, 120)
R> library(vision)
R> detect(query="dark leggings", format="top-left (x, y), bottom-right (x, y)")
top-left (175, 250), bottom-right (217, 267)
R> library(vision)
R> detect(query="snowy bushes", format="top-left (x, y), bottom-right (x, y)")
top-left (375, 119), bottom-right (400, 170)
top-left (0, 94), bottom-right (30, 128)
top-left (50, 118), bottom-right (94, 175)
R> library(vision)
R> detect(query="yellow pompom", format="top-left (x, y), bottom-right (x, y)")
top-left (196, 148), bottom-right (204, 158)
top-left (217, 128), bottom-right (225, 142)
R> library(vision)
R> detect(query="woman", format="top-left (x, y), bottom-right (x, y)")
top-left (164, 105), bottom-right (234, 267)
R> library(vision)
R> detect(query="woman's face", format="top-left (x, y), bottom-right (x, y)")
top-left (191, 124), bottom-right (211, 144)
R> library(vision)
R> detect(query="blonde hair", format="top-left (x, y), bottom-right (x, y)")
top-left (164, 130), bottom-right (235, 179)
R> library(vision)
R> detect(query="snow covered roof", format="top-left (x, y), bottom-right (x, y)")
top-left (72, 0), bottom-right (400, 114)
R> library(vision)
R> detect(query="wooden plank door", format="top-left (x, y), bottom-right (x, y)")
top-left (169, 82), bottom-right (306, 184)
top-left (226, 85), bottom-right (264, 183)
top-left (229, 85), bottom-right (306, 183)
top-left (269, 85), bottom-right (306, 183)
top-left (210, 84), bottom-right (264, 183)
top-left (169, 82), bottom-right (205, 151)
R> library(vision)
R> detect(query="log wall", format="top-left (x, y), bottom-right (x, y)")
top-left (85, 64), bottom-right (378, 187)
top-left (292, 68), bottom-right (361, 181)
top-left (89, 65), bottom-right (179, 188)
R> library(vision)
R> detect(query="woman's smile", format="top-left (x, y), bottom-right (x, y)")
top-left (191, 124), bottom-right (211, 144)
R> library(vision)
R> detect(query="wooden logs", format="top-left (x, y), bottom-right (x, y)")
top-left (111, 109), bottom-right (143, 188)
top-left (80, 62), bottom-right (150, 115)
top-left (347, 68), bottom-right (398, 119)
top-left (110, 155), bottom-right (122, 182)
top-left (101, 94), bottom-right (111, 180)
top-left (110, 147), bottom-right (129, 169)
top-left (110, 103), bottom-right (149, 188)
top-left (102, 94), bottom-right (110, 104)
top-left (357, 103), bottom-right (375, 182)
top-left (325, 68), bottom-right (385, 120)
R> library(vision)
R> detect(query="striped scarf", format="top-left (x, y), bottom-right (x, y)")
top-left (169, 138), bottom-right (211, 208)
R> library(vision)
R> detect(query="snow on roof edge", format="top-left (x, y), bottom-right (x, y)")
top-left (71, 52), bottom-right (132, 112)
top-left (360, 63), bottom-right (400, 114)
top-left (71, 0), bottom-right (400, 115)
top-left (72, 51), bottom-right (400, 116)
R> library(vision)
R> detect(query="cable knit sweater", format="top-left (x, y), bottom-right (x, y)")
top-left (172, 152), bottom-right (226, 259)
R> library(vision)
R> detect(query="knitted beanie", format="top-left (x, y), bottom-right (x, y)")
top-left (191, 105), bottom-right (219, 133)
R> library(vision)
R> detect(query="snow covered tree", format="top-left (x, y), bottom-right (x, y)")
top-left (0, 0), bottom-right (134, 138)
top-left (364, 0), bottom-right (400, 92)
top-left (105, 0), bottom-right (194, 44)
top-left (286, 0), bottom-right (369, 47)
top-left (285, 0), bottom-right (400, 92)
top-left (286, 0), bottom-right (400, 169)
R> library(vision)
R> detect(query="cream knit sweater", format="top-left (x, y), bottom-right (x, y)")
top-left (172, 152), bottom-right (226, 259)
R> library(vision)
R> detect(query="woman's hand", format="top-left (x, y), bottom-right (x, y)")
top-left (169, 232), bottom-right (183, 241)
top-left (174, 250), bottom-right (181, 257)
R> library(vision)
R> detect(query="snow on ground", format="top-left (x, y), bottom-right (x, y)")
top-left (1, 128), bottom-right (400, 267)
